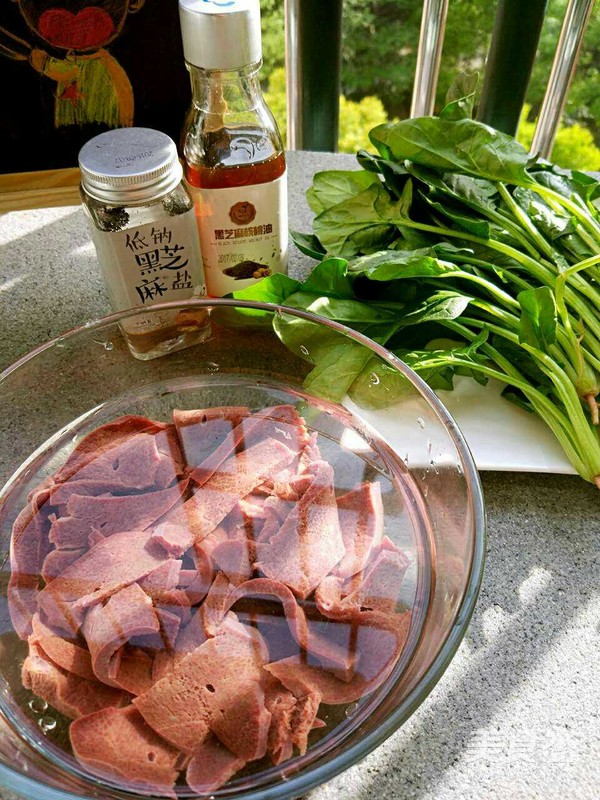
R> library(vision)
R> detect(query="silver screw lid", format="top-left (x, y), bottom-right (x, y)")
top-left (179, 0), bottom-right (262, 71)
top-left (78, 128), bottom-right (183, 205)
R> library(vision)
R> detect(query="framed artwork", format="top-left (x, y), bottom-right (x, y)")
top-left (0, 0), bottom-right (192, 209)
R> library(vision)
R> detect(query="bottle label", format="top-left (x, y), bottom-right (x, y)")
top-left (88, 209), bottom-right (206, 334)
top-left (190, 171), bottom-right (288, 297)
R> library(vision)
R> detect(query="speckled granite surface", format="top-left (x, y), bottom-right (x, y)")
top-left (0, 151), bottom-right (598, 800)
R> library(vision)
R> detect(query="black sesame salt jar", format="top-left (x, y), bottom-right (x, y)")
top-left (79, 128), bottom-right (209, 361)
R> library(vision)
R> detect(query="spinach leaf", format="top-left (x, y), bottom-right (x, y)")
top-left (284, 291), bottom-right (398, 338)
top-left (232, 273), bottom-right (300, 304)
top-left (440, 72), bottom-right (479, 121)
top-left (348, 249), bottom-right (457, 281)
top-left (395, 330), bottom-right (490, 390)
top-left (290, 231), bottom-right (327, 261)
top-left (303, 340), bottom-right (375, 402)
top-left (370, 117), bottom-right (532, 186)
top-left (301, 258), bottom-right (355, 299)
top-left (399, 290), bottom-right (473, 328)
top-left (307, 170), bottom-right (381, 215)
top-left (356, 150), bottom-right (410, 198)
top-left (518, 286), bottom-right (557, 350)
top-left (420, 192), bottom-right (492, 238)
top-left (313, 184), bottom-right (397, 257)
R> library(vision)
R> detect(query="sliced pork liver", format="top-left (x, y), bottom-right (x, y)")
top-left (41, 547), bottom-right (86, 585)
top-left (49, 481), bottom-right (188, 550)
top-left (167, 437), bottom-right (295, 544)
top-left (134, 618), bottom-right (269, 760)
top-left (70, 706), bottom-right (183, 797)
top-left (264, 674), bottom-right (322, 764)
top-left (31, 613), bottom-right (96, 681)
top-left (22, 640), bottom-right (126, 719)
top-left (334, 482), bottom-right (384, 579)
top-left (8, 485), bottom-right (54, 639)
top-left (189, 405), bottom-right (308, 486)
top-left (82, 583), bottom-right (160, 689)
top-left (202, 577), bottom-right (355, 675)
top-left (342, 540), bottom-right (410, 614)
top-left (266, 610), bottom-right (411, 704)
top-left (173, 406), bottom-right (249, 469)
top-left (317, 537), bottom-right (409, 618)
top-left (38, 530), bottom-right (170, 635)
top-left (186, 737), bottom-right (246, 794)
top-left (55, 416), bottom-right (169, 483)
top-left (255, 461), bottom-right (346, 599)
top-left (60, 429), bottom-right (182, 494)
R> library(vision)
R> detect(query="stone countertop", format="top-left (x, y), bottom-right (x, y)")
top-left (0, 151), bottom-right (598, 800)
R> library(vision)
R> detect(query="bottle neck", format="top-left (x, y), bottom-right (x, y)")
top-left (187, 62), bottom-right (264, 114)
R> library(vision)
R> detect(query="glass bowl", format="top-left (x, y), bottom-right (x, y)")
top-left (0, 299), bottom-right (485, 800)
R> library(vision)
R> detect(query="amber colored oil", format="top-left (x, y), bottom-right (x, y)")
top-left (185, 126), bottom-right (286, 189)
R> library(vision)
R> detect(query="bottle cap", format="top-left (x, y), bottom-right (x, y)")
top-left (179, 0), bottom-right (262, 71)
top-left (78, 128), bottom-right (183, 205)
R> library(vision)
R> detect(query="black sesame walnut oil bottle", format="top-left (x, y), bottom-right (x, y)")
top-left (179, 0), bottom-right (288, 297)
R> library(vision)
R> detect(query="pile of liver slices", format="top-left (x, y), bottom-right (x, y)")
top-left (8, 405), bottom-right (411, 796)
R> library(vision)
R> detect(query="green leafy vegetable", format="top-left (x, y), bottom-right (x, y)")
top-left (237, 112), bottom-right (600, 487)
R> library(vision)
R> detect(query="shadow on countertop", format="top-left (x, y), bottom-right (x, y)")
top-left (309, 471), bottom-right (598, 800)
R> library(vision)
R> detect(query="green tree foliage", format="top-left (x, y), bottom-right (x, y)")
top-left (260, 1), bottom-right (600, 163)
top-left (517, 105), bottom-right (600, 171)
top-left (527, 0), bottom-right (600, 141)
top-left (264, 68), bottom-right (389, 153)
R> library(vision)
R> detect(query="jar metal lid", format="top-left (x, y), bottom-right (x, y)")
top-left (179, 0), bottom-right (262, 71)
top-left (78, 128), bottom-right (183, 205)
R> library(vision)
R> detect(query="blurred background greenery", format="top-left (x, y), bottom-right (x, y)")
top-left (261, 0), bottom-right (600, 169)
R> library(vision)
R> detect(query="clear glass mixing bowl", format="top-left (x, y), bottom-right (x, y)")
top-left (0, 299), bottom-right (485, 800)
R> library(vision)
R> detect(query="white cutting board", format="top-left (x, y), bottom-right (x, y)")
top-left (345, 376), bottom-right (575, 475)
top-left (436, 377), bottom-right (574, 473)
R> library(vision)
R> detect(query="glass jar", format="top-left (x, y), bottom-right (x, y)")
top-left (79, 127), bottom-right (210, 360)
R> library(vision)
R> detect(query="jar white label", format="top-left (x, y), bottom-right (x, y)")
top-left (190, 172), bottom-right (288, 297)
top-left (88, 209), bottom-right (206, 334)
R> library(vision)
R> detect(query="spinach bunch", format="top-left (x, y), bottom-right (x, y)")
top-left (233, 97), bottom-right (600, 487)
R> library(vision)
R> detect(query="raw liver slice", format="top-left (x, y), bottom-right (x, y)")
top-left (201, 577), bottom-right (354, 675)
top-left (49, 479), bottom-right (130, 507)
top-left (113, 647), bottom-right (155, 696)
top-left (255, 461), bottom-right (346, 599)
top-left (167, 437), bottom-right (295, 544)
top-left (49, 481), bottom-right (188, 550)
top-left (173, 406), bottom-right (249, 469)
top-left (266, 610), bottom-right (412, 704)
top-left (153, 426), bottom-right (186, 489)
top-left (31, 613), bottom-right (96, 681)
top-left (8, 485), bottom-right (54, 639)
top-left (133, 619), bottom-right (269, 759)
top-left (41, 547), bottom-right (86, 584)
top-left (317, 537), bottom-right (409, 618)
top-left (151, 522), bottom-right (193, 558)
top-left (188, 405), bottom-right (308, 486)
top-left (60, 433), bottom-right (161, 491)
top-left (342, 542), bottom-right (409, 614)
top-left (138, 559), bottom-right (183, 593)
top-left (38, 530), bottom-right (170, 635)
top-left (211, 538), bottom-right (255, 583)
top-left (22, 640), bottom-right (125, 720)
top-left (69, 706), bottom-right (183, 797)
top-left (186, 737), bottom-right (246, 794)
top-left (82, 583), bottom-right (159, 688)
top-left (264, 674), bottom-right (322, 764)
top-left (334, 482), bottom-right (384, 579)
top-left (55, 416), bottom-right (169, 483)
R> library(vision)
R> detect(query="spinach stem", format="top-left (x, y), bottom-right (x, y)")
top-left (496, 183), bottom-right (556, 262)
top-left (533, 184), bottom-right (600, 242)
